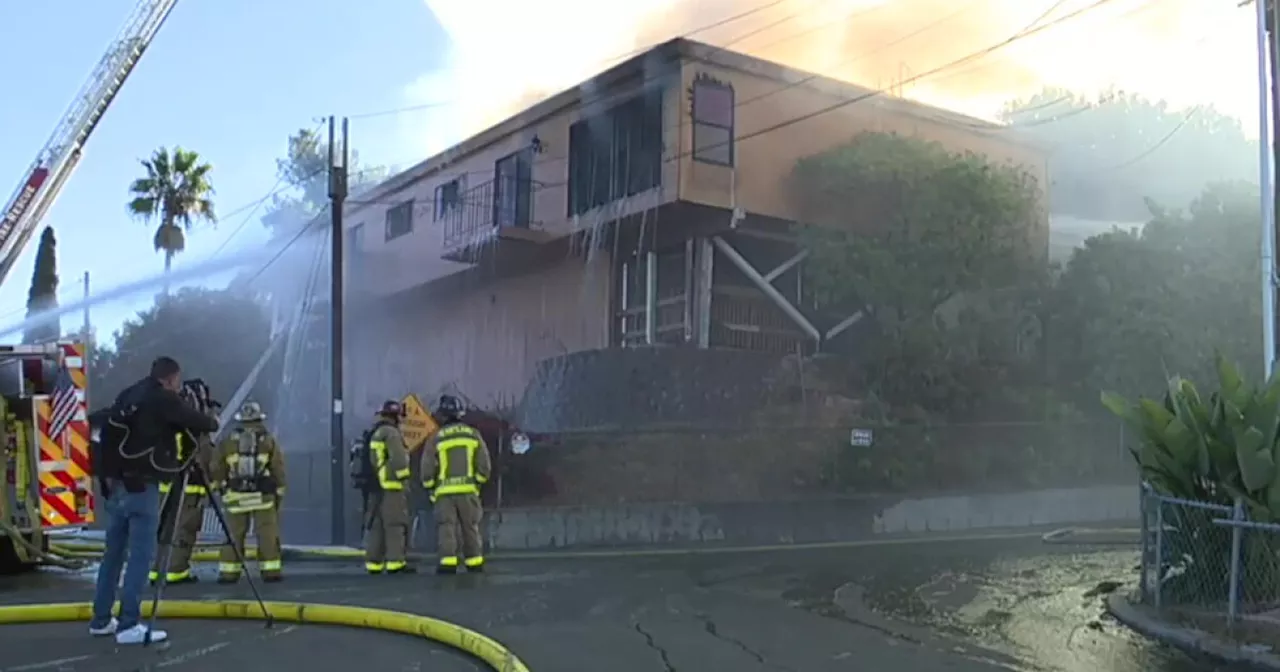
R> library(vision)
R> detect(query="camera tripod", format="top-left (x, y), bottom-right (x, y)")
top-left (147, 459), bottom-right (273, 646)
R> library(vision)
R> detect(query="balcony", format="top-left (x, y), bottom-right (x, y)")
top-left (441, 176), bottom-right (555, 264)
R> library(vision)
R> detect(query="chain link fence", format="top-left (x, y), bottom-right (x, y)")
top-left (1138, 486), bottom-right (1280, 634)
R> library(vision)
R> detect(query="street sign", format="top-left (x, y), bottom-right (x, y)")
top-left (400, 393), bottom-right (438, 452)
top-left (849, 428), bottom-right (874, 448)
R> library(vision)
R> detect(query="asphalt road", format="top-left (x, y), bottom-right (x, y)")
top-left (0, 531), bottom-right (1239, 671)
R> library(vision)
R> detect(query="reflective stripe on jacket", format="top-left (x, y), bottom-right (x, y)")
top-left (370, 422), bottom-right (410, 491)
top-left (160, 433), bottom-right (207, 495)
top-left (211, 423), bottom-right (287, 513)
top-left (422, 423), bottom-right (490, 498)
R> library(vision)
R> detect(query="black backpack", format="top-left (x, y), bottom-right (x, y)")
top-left (349, 427), bottom-right (378, 493)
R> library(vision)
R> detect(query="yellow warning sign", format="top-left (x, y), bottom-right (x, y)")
top-left (400, 393), bottom-right (439, 453)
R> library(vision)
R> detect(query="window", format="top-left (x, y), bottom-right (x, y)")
top-left (347, 223), bottom-right (366, 279)
top-left (692, 78), bottom-right (734, 166)
top-left (493, 148), bottom-right (533, 229)
top-left (434, 178), bottom-right (463, 221)
top-left (385, 200), bottom-right (414, 241)
top-left (567, 88), bottom-right (664, 217)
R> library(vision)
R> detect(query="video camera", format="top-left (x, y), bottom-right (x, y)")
top-left (180, 378), bottom-right (222, 417)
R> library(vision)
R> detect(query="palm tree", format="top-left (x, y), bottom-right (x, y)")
top-left (126, 147), bottom-right (216, 294)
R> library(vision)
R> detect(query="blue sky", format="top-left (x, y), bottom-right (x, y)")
top-left (0, 0), bottom-right (450, 344)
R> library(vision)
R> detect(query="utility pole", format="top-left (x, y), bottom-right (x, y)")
top-left (327, 116), bottom-right (349, 545)
top-left (1257, 0), bottom-right (1279, 377)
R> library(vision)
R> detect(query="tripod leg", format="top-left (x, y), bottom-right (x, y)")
top-left (201, 470), bottom-right (273, 627)
top-left (146, 474), bottom-right (187, 647)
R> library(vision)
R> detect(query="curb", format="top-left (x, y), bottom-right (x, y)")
top-left (1105, 593), bottom-right (1280, 669)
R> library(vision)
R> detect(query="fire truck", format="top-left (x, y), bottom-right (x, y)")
top-left (0, 342), bottom-right (93, 572)
top-left (0, 0), bottom-right (177, 572)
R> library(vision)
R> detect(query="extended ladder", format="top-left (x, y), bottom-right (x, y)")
top-left (0, 0), bottom-right (179, 286)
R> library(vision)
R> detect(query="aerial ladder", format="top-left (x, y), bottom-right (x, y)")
top-left (0, 0), bottom-right (177, 572)
top-left (0, 0), bottom-right (179, 288)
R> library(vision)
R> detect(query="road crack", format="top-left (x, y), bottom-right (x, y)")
top-left (633, 621), bottom-right (678, 672)
top-left (698, 615), bottom-right (797, 671)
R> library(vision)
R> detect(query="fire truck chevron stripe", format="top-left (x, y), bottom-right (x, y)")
top-left (41, 492), bottom-right (77, 527)
top-left (35, 396), bottom-right (85, 527)
top-left (66, 427), bottom-right (90, 479)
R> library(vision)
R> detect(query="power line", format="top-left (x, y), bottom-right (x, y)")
top-left (340, 0), bottom-right (797, 124)
top-left (1104, 106), bottom-right (1202, 171)
top-left (348, 0), bottom-right (1134, 198)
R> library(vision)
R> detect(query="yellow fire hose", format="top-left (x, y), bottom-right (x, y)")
top-left (0, 600), bottom-right (530, 672)
top-left (49, 539), bottom-right (368, 563)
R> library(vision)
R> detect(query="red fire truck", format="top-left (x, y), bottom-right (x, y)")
top-left (0, 342), bottom-right (93, 572)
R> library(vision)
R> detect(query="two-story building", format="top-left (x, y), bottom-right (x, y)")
top-left (341, 37), bottom-right (1048, 421)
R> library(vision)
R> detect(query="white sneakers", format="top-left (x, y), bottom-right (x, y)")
top-left (88, 618), bottom-right (117, 636)
top-left (88, 618), bottom-right (168, 645)
top-left (115, 624), bottom-right (168, 644)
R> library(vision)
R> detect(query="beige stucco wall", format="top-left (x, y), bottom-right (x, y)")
top-left (348, 252), bottom-right (612, 414)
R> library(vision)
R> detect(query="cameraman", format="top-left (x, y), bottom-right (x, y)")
top-left (88, 356), bottom-right (219, 646)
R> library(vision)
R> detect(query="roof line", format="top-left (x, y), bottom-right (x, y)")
top-left (350, 37), bottom-right (1037, 215)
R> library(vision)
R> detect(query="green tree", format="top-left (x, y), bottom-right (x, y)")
top-left (23, 227), bottom-right (59, 344)
top-left (260, 128), bottom-right (388, 234)
top-left (90, 288), bottom-right (277, 413)
top-left (791, 132), bottom-right (1045, 418)
top-left (126, 147), bottom-right (217, 292)
top-left (1004, 88), bottom-right (1257, 220)
top-left (1050, 181), bottom-right (1263, 405)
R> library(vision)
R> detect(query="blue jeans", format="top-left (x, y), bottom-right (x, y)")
top-left (90, 481), bottom-right (160, 630)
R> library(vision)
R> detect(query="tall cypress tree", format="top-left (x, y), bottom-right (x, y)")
top-left (23, 227), bottom-right (59, 344)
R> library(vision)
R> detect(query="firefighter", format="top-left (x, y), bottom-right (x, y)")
top-left (149, 380), bottom-right (219, 585)
top-left (209, 400), bottom-right (286, 583)
top-left (421, 394), bottom-right (491, 574)
top-left (365, 400), bottom-right (414, 574)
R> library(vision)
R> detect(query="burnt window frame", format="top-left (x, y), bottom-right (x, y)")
top-left (691, 78), bottom-right (735, 167)
top-left (567, 87), bottom-right (664, 217)
top-left (384, 200), bottom-right (415, 241)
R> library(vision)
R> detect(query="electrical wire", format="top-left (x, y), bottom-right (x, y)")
top-left (65, 0), bottom-right (1168, 374)
top-left (1102, 106), bottom-right (1202, 171)
top-left (345, 0), bottom-right (1134, 201)
top-left (341, 0), bottom-right (796, 123)
top-left (208, 121), bottom-right (330, 257)
top-left (349, 0), bottom-right (1125, 211)
top-left (337, 0), bottom-right (927, 189)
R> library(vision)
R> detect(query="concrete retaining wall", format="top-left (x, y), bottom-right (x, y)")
top-left (483, 484), bottom-right (1140, 551)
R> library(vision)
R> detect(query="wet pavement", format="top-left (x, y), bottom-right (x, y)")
top-left (0, 531), bottom-right (1240, 671)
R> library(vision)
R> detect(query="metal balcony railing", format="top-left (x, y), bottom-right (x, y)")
top-left (441, 176), bottom-right (542, 250)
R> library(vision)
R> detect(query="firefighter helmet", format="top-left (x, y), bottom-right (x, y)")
top-left (235, 400), bottom-right (265, 422)
top-left (377, 400), bottom-right (405, 418)
top-left (437, 394), bottom-right (465, 420)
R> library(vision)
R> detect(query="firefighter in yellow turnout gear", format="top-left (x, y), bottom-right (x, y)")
top-left (210, 400), bottom-right (287, 583)
top-left (151, 378), bottom-right (220, 585)
top-left (150, 432), bottom-right (211, 585)
top-left (422, 395), bottom-right (491, 574)
top-left (364, 400), bottom-right (414, 574)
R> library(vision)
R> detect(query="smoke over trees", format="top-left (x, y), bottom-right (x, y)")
top-left (89, 288), bottom-right (276, 412)
top-left (1004, 88), bottom-right (1258, 221)
top-left (259, 127), bottom-right (388, 234)
top-left (795, 129), bottom-right (1262, 423)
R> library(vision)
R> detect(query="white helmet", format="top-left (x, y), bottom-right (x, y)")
top-left (235, 400), bottom-right (265, 422)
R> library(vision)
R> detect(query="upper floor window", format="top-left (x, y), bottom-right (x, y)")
top-left (385, 200), bottom-right (414, 241)
top-left (567, 88), bottom-right (664, 217)
top-left (347, 222), bottom-right (365, 272)
top-left (692, 77), bottom-right (734, 166)
top-left (434, 178), bottom-right (463, 221)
